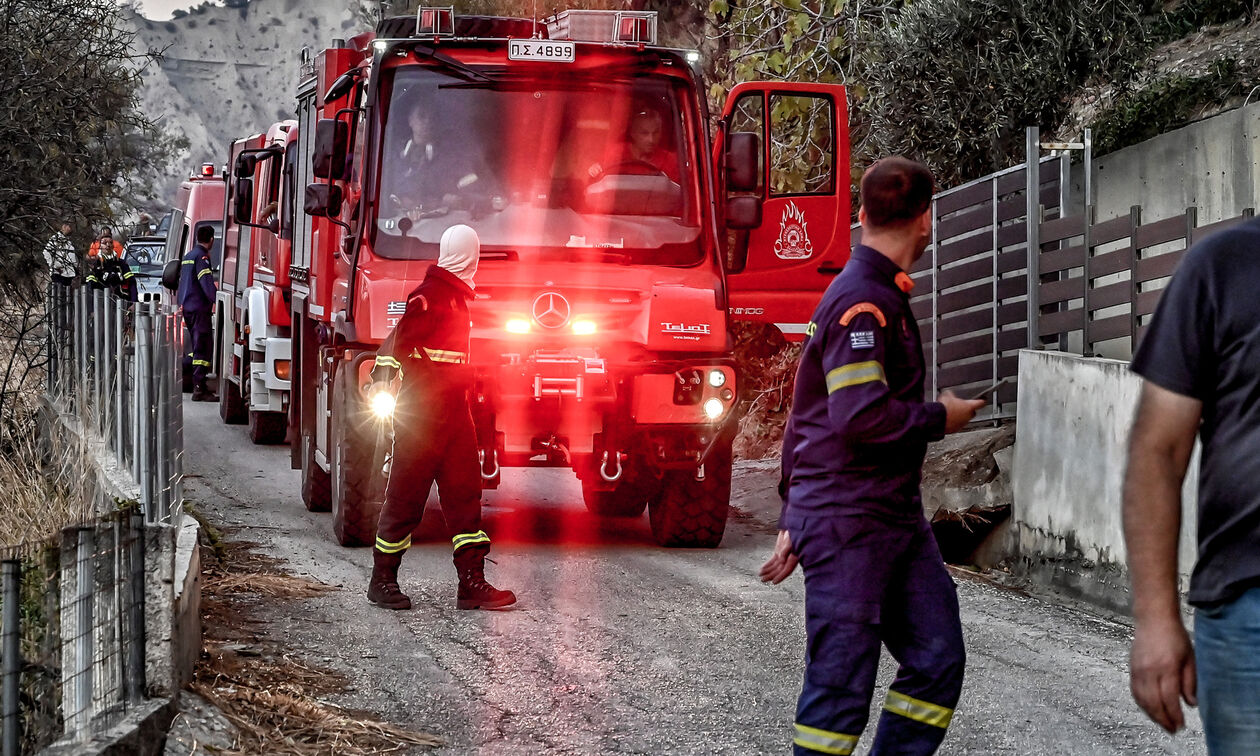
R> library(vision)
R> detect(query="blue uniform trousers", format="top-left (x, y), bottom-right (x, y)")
top-left (785, 512), bottom-right (965, 755)
top-left (182, 311), bottom-right (213, 387)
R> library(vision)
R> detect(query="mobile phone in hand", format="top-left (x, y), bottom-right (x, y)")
top-left (970, 377), bottom-right (1010, 402)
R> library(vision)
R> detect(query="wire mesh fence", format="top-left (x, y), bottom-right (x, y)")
top-left (0, 512), bottom-right (147, 754)
top-left (0, 282), bottom-right (189, 752)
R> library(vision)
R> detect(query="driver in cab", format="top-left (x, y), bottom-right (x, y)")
top-left (587, 107), bottom-right (680, 184)
top-left (386, 96), bottom-right (501, 220)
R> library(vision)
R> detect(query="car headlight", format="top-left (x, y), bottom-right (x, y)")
top-left (370, 390), bottom-right (396, 419)
top-left (703, 397), bottom-right (726, 421)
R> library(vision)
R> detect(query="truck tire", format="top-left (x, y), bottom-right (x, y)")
top-left (581, 457), bottom-right (659, 518)
top-left (648, 439), bottom-right (732, 548)
top-left (330, 367), bottom-right (386, 546)
top-left (300, 433), bottom-right (331, 512)
top-left (218, 375), bottom-right (247, 424)
top-left (248, 409), bottom-right (287, 445)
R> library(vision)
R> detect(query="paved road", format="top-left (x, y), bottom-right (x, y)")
top-left (184, 399), bottom-right (1205, 755)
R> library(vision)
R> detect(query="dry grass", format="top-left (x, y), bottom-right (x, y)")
top-left (194, 536), bottom-right (443, 755)
top-left (0, 418), bottom-right (94, 547)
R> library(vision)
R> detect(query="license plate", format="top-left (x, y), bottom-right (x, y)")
top-left (508, 39), bottom-right (575, 63)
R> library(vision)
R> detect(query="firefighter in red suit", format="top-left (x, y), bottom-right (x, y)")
top-left (366, 224), bottom-right (516, 611)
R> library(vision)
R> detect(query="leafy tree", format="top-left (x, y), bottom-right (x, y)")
top-left (0, 0), bottom-right (176, 433)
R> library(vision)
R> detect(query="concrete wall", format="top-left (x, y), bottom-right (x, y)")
top-left (1069, 103), bottom-right (1260, 225)
top-left (1011, 350), bottom-right (1198, 613)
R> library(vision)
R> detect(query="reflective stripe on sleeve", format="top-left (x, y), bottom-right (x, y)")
top-left (191, 359), bottom-right (211, 367)
top-left (451, 530), bottom-right (490, 552)
top-left (375, 535), bottom-right (412, 554)
top-left (825, 361), bottom-right (887, 393)
top-left (883, 690), bottom-right (954, 729)
top-left (792, 723), bottom-right (858, 755)
top-left (374, 355), bottom-right (402, 370)
top-left (423, 348), bottom-right (468, 364)
top-left (197, 268), bottom-right (213, 279)
top-left (182, 259), bottom-right (194, 265)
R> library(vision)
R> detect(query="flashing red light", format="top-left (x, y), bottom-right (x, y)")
top-left (617, 16), bottom-right (651, 43)
top-left (417, 7), bottom-right (454, 36)
top-left (200, 163), bottom-right (215, 177)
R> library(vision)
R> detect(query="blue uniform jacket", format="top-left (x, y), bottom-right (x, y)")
top-left (780, 244), bottom-right (946, 524)
top-left (178, 243), bottom-right (217, 313)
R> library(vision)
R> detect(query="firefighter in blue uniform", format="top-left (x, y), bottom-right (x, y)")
top-left (178, 225), bottom-right (218, 402)
top-left (366, 224), bottom-right (516, 612)
top-left (761, 157), bottom-right (985, 755)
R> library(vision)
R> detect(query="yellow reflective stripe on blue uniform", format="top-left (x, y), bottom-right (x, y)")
top-left (374, 355), bottom-right (402, 370)
top-left (375, 535), bottom-right (411, 554)
top-left (792, 723), bottom-right (858, 755)
top-left (883, 690), bottom-right (954, 729)
top-left (191, 360), bottom-right (211, 367)
top-left (423, 348), bottom-right (467, 364)
top-left (451, 530), bottom-right (490, 551)
top-left (197, 268), bottom-right (213, 279)
top-left (182, 259), bottom-right (194, 265)
top-left (825, 361), bottom-right (887, 393)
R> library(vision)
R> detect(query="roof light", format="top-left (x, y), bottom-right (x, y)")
top-left (572, 321), bottom-right (597, 336)
top-left (545, 10), bottom-right (657, 45)
top-left (617, 14), bottom-right (652, 43)
top-left (416, 6), bottom-right (454, 36)
top-left (200, 163), bottom-right (215, 177)
top-left (506, 319), bottom-right (531, 334)
top-left (686, 51), bottom-right (701, 64)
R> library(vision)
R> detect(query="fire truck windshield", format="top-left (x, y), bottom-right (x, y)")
top-left (370, 66), bottom-right (702, 265)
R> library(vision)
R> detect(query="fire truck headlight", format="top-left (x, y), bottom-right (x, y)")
top-left (703, 398), bottom-right (726, 421)
top-left (506, 319), bottom-right (531, 334)
top-left (370, 390), bottom-right (396, 419)
top-left (707, 369), bottom-right (726, 388)
top-left (572, 320), bottom-right (597, 335)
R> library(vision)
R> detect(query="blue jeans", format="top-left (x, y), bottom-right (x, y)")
top-left (1196, 586), bottom-right (1260, 755)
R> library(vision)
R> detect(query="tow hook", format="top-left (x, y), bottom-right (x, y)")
top-left (479, 449), bottom-right (500, 481)
top-left (600, 451), bottom-right (624, 483)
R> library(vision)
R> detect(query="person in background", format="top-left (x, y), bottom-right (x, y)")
top-left (42, 221), bottom-right (78, 287)
top-left (178, 225), bottom-right (219, 402)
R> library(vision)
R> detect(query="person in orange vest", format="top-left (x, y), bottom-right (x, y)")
top-left (84, 228), bottom-right (136, 301)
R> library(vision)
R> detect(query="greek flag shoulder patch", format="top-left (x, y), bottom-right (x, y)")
top-left (850, 331), bottom-right (876, 350)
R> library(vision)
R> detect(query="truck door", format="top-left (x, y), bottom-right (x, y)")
top-left (717, 82), bottom-right (849, 339)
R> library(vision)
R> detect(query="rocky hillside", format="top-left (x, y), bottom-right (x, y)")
top-left (127, 0), bottom-right (364, 206)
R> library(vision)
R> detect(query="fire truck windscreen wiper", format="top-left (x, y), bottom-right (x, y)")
top-left (411, 46), bottom-right (497, 84)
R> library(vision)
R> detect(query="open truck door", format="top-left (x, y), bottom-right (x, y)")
top-left (716, 82), bottom-right (850, 340)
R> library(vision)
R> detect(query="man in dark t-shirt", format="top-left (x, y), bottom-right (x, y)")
top-left (1124, 216), bottom-right (1260, 752)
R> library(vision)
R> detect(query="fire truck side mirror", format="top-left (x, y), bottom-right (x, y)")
top-left (234, 178), bottom-right (254, 224)
top-left (312, 119), bottom-right (348, 181)
top-left (304, 183), bottom-right (343, 218)
top-left (726, 196), bottom-right (762, 231)
top-left (726, 132), bottom-right (760, 193)
top-left (235, 152), bottom-right (257, 177)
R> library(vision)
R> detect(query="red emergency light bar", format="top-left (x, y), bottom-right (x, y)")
top-left (545, 10), bottom-right (657, 45)
top-left (415, 5), bottom-right (454, 37)
top-left (200, 163), bottom-right (215, 176)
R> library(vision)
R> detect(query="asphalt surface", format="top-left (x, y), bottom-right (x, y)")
top-left (183, 397), bottom-right (1207, 755)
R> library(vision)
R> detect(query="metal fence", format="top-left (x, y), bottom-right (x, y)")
top-left (47, 284), bottom-right (184, 523)
top-left (849, 126), bottom-right (1252, 420)
top-left (0, 284), bottom-right (187, 753)
top-left (0, 513), bottom-right (147, 754)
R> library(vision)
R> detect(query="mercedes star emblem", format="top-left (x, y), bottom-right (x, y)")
top-left (532, 292), bottom-right (571, 329)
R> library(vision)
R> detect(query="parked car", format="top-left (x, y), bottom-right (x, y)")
top-left (124, 236), bottom-right (169, 303)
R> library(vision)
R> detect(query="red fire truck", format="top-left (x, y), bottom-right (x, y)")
top-left (274, 9), bottom-right (850, 547)
top-left (218, 121), bottom-right (297, 444)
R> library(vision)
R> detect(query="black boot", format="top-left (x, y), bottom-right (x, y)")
top-left (367, 550), bottom-right (412, 610)
top-left (454, 546), bottom-right (516, 610)
top-left (191, 382), bottom-right (219, 402)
